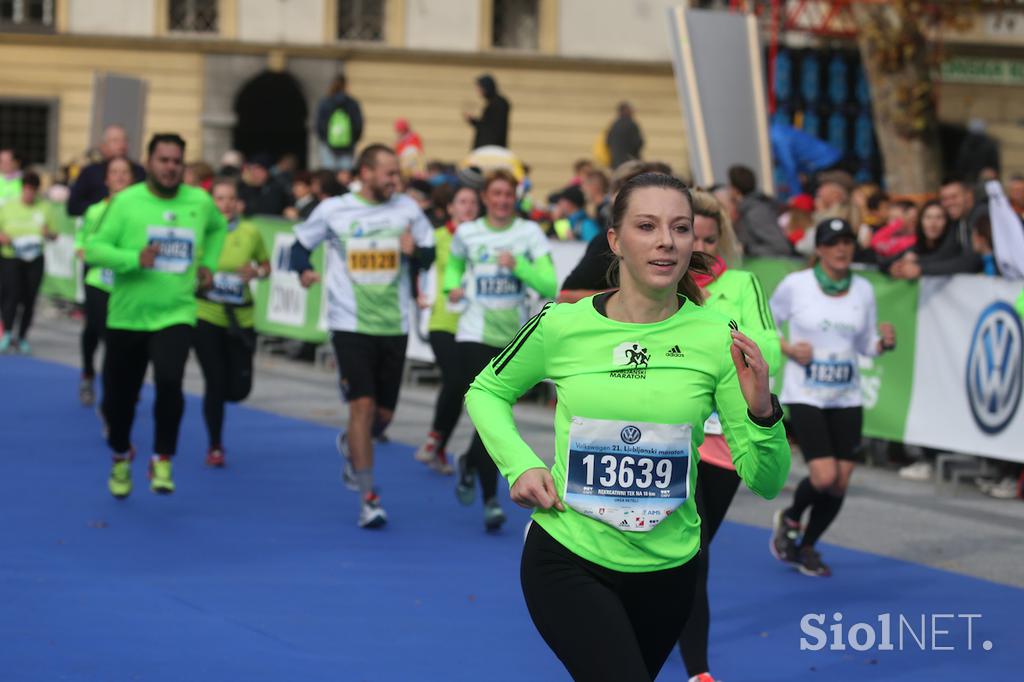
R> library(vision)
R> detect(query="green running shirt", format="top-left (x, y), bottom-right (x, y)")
top-left (466, 296), bottom-right (791, 573)
top-left (85, 183), bottom-right (227, 332)
top-left (704, 268), bottom-right (782, 374)
top-left (196, 220), bottom-right (269, 329)
top-left (0, 199), bottom-right (54, 260)
top-left (77, 200), bottom-right (115, 293)
top-left (428, 226), bottom-right (460, 335)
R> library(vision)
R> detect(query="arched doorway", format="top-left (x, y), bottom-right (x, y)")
top-left (233, 70), bottom-right (308, 168)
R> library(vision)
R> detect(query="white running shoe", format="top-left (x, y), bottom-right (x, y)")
top-left (358, 492), bottom-right (388, 528)
top-left (987, 477), bottom-right (1019, 499)
top-left (414, 432), bottom-right (440, 463)
top-left (898, 461), bottom-right (934, 482)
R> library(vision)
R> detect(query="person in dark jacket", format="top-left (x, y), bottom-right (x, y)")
top-left (316, 75), bottom-right (364, 174)
top-left (464, 74), bottom-right (510, 149)
top-left (67, 124), bottom-right (145, 216)
top-left (890, 199), bottom-right (983, 279)
top-left (606, 102), bottom-right (644, 169)
top-left (237, 154), bottom-right (290, 217)
top-left (955, 119), bottom-right (1000, 185)
top-left (728, 165), bottom-right (793, 257)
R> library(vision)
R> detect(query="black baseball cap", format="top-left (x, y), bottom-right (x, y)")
top-left (815, 218), bottom-right (856, 246)
top-left (556, 185), bottom-right (586, 209)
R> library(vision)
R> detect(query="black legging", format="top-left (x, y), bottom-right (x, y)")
top-left (458, 341), bottom-right (502, 501)
top-left (193, 319), bottom-right (255, 449)
top-left (428, 330), bottom-right (463, 452)
top-left (522, 523), bottom-right (698, 681)
top-left (102, 324), bottom-right (192, 456)
top-left (80, 284), bottom-right (109, 378)
top-left (0, 256), bottom-right (44, 340)
top-left (677, 459), bottom-right (741, 677)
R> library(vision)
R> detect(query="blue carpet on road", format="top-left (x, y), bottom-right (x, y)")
top-left (1, 356), bottom-right (1020, 681)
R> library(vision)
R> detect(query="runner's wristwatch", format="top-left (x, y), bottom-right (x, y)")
top-left (748, 393), bottom-right (784, 428)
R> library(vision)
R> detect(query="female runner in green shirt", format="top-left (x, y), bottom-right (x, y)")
top-left (76, 157), bottom-right (135, 405)
top-left (192, 177), bottom-right (270, 467)
top-left (675, 190), bottom-right (783, 682)
top-left (0, 171), bottom-right (57, 354)
top-left (466, 173), bottom-right (791, 681)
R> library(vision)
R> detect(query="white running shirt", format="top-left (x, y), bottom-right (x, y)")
top-left (770, 269), bottom-right (880, 408)
top-left (451, 217), bottom-right (550, 346)
top-left (294, 192), bottom-right (434, 335)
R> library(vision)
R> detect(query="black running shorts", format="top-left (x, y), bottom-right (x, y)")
top-left (786, 403), bottom-right (864, 462)
top-left (330, 331), bottom-right (408, 411)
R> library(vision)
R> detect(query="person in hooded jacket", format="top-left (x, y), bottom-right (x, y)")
top-left (316, 75), bottom-right (364, 174)
top-left (464, 74), bottom-right (510, 149)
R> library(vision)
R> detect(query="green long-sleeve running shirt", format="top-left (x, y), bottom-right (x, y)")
top-left (85, 183), bottom-right (227, 331)
top-left (76, 200), bottom-right (114, 293)
top-left (704, 268), bottom-right (782, 374)
top-left (466, 295), bottom-right (791, 572)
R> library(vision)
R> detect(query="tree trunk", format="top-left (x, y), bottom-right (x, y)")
top-left (853, 2), bottom-right (942, 194)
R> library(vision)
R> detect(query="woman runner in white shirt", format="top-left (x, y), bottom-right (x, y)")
top-left (768, 218), bottom-right (895, 577)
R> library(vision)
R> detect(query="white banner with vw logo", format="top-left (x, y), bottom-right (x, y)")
top-left (904, 276), bottom-right (1024, 463)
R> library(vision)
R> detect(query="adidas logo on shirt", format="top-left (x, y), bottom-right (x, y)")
top-left (619, 519), bottom-right (630, 528)
top-left (666, 345), bottom-right (684, 358)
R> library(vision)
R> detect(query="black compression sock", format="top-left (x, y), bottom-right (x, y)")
top-left (785, 477), bottom-right (820, 524)
top-left (801, 492), bottom-right (845, 548)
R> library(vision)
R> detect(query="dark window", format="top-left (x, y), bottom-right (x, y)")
top-left (492, 0), bottom-right (538, 50)
top-left (0, 101), bottom-right (53, 167)
top-left (338, 0), bottom-right (385, 42)
top-left (169, 0), bottom-right (218, 33)
top-left (0, 0), bottom-right (55, 33)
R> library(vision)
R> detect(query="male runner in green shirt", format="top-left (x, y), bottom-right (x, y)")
top-left (86, 133), bottom-right (227, 498)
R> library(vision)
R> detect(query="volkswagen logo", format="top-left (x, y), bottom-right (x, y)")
top-left (966, 301), bottom-right (1023, 434)
top-left (620, 426), bottom-right (642, 445)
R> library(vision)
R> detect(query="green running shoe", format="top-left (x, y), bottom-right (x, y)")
top-left (108, 458), bottom-right (133, 499)
top-left (484, 498), bottom-right (507, 533)
top-left (148, 457), bottom-right (175, 495)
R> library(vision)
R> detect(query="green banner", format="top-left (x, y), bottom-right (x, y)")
top-left (745, 258), bottom-right (919, 442)
top-left (36, 221), bottom-right (922, 442)
top-left (39, 202), bottom-right (81, 302)
top-left (248, 216), bottom-right (329, 344)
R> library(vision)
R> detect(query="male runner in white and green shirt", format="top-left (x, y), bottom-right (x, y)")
top-left (291, 144), bottom-right (435, 529)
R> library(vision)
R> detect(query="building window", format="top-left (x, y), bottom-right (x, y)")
top-left (0, 101), bottom-right (53, 167)
top-left (338, 0), bottom-right (385, 42)
top-left (492, 0), bottom-right (538, 50)
top-left (0, 0), bottom-right (55, 33)
top-left (169, 0), bottom-right (219, 34)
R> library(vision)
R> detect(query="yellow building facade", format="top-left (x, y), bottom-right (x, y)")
top-left (2, 0), bottom-right (1022, 196)
top-left (0, 0), bottom-right (691, 197)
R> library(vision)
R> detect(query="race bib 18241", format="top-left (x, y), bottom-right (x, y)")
top-left (563, 418), bottom-right (692, 532)
top-left (147, 226), bottom-right (195, 274)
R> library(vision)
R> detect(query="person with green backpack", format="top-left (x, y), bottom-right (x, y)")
top-left (316, 75), bottom-right (363, 178)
